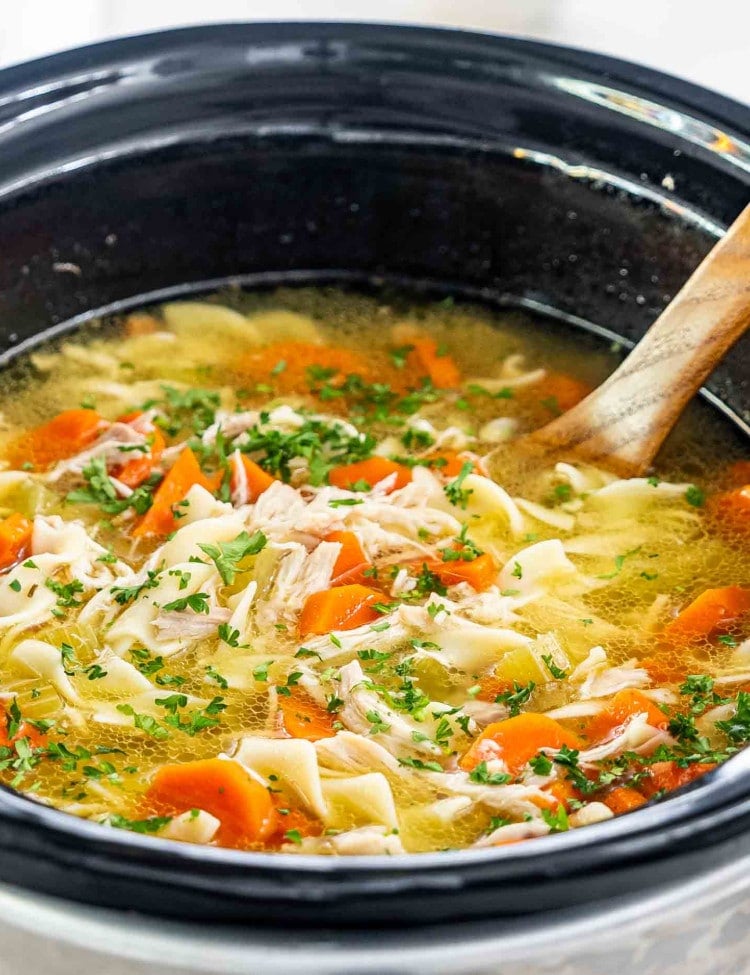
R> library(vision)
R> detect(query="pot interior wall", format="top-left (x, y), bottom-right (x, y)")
top-left (0, 25), bottom-right (747, 413)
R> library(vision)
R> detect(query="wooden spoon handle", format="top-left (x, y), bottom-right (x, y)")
top-left (527, 203), bottom-right (750, 475)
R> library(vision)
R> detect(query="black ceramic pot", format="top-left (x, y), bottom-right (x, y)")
top-left (0, 22), bottom-right (749, 936)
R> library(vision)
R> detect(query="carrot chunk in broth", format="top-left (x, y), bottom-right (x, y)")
top-left (147, 758), bottom-right (277, 847)
top-left (6, 409), bottom-right (106, 471)
top-left (133, 447), bottom-right (219, 536)
top-left (0, 513), bottom-right (33, 571)
top-left (299, 585), bottom-right (382, 636)
top-left (279, 689), bottom-right (336, 741)
top-left (459, 714), bottom-right (582, 775)
top-left (662, 587), bottom-right (750, 643)
top-left (406, 339), bottom-right (461, 389)
top-left (328, 457), bottom-right (412, 492)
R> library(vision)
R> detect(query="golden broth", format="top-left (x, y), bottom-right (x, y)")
top-left (0, 287), bottom-right (746, 855)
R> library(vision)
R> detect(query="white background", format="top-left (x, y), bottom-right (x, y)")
top-left (0, 0), bottom-right (748, 104)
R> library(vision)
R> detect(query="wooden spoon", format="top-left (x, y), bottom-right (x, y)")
top-left (486, 203), bottom-right (750, 484)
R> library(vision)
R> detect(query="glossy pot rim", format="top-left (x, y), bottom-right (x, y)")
top-left (0, 21), bottom-right (749, 924)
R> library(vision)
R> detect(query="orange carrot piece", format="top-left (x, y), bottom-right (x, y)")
top-left (536, 372), bottom-right (592, 412)
top-left (406, 338), bottom-right (461, 389)
top-left (0, 513), bottom-right (33, 571)
top-left (299, 584), bottom-right (381, 636)
top-left (230, 453), bottom-right (275, 502)
top-left (476, 676), bottom-right (512, 703)
top-left (726, 461), bottom-right (750, 487)
top-left (426, 451), bottom-right (479, 478)
top-left (603, 786), bottom-right (648, 815)
top-left (239, 342), bottom-right (372, 395)
top-left (124, 312), bottom-right (159, 336)
top-left (430, 552), bottom-right (498, 592)
top-left (640, 761), bottom-right (715, 799)
top-left (328, 457), bottom-right (412, 492)
top-left (0, 702), bottom-right (47, 749)
top-left (147, 758), bottom-right (277, 847)
top-left (279, 689), bottom-right (336, 741)
top-left (580, 689), bottom-right (669, 744)
top-left (538, 778), bottom-right (582, 811)
top-left (459, 713), bottom-right (582, 775)
top-left (133, 447), bottom-right (218, 537)
top-left (271, 798), bottom-right (323, 843)
top-left (639, 654), bottom-right (686, 685)
top-left (110, 428), bottom-right (166, 489)
top-left (324, 530), bottom-right (373, 586)
top-left (662, 587), bottom-right (750, 643)
top-left (6, 409), bottom-right (107, 471)
top-left (709, 486), bottom-right (750, 540)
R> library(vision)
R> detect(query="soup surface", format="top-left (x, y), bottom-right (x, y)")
top-left (0, 288), bottom-right (748, 856)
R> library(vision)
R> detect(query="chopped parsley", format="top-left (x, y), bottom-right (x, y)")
top-left (45, 578), bottom-right (84, 612)
top-left (161, 592), bottom-right (210, 614)
top-left (398, 756), bottom-right (443, 773)
top-left (111, 570), bottom-right (161, 605)
top-left (66, 456), bottom-right (157, 515)
top-left (685, 485), bottom-right (706, 508)
top-left (205, 665), bottom-right (228, 689)
top-left (443, 462), bottom-right (474, 509)
top-left (541, 805), bottom-right (569, 832)
top-left (541, 655), bottom-right (567, 680)
top-left (468, 761), bottom-right (512, 786)
top-left (107, 813), bottom-right (172, 834)
top-left (198, 530), bottom-right (267, 585)
top-left (366, 710), bottom-right (392, 735)
top-left (529, 753), bottom-right (553, 775)
top-left (494, 681), bottom-right (535, 716)
top-left (597, 545), bottom-right (642, 580)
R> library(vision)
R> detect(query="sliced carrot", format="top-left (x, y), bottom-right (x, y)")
top-left (133, 447), bottom-right (219, 537)
top-left (459, 713), bottom-right (582, 775)
top-left (726, 461), bottom-right (750, 487)
top-left (709, 486), bottom-right (750, 540)
top-left (324, 530), bottom-right (373, 587)
top-left (299, 584), bottom-right (381, 636)
top-left (406, 339), bottom-right (461, 389)
top-left (230, 452), bottom-right (275, 502)
top-left (662, 587), bottom-right (750, 644)
top-left (0, 702), bottom-right (47, 749)
top-left (6, 409), bottom-right (107, 471)
top-left (603, 786), bottom-right (648, 815)
top-left (0, 513), bottom-right (33, 571)
top-left (239, 341), bottom-right (372, 395)
top-left (476, 676), bottom-right (512, 703)
top-left (279, 689), bottom-right (336, 741)
top-left (640, 654), bottom-right (686, 685)
top-left (110, 428), bottom-right (166, 489)
top-left (328, 457), bottom-right (412, 492)
top-left (640, 761), bottom-right (715, 799)
top-left (535, 372), bottom-right (592, 413)
top-left (147, 758), bottom-right (277, 847)
top-left (430, 552), bottom-right (498, 592)
top-left (537, 778), bottom-right (582, 811)
top-left (271, 798), bottom-right (323, 843)
top-left (580, 689), bottom-right (669, 744)
top-left (426, 451), bottom-right (480, 478)
top-left (116, 410), bottom-right (145, 425)
top-left (124, 312), bottom-right (159, 336)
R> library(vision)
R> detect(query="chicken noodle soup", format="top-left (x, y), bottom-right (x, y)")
top-left (0, 288), bottom-right (748, 855)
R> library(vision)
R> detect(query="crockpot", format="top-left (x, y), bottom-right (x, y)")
top-left (0, 22), bottom-right (749, 975)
